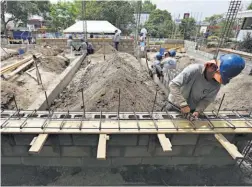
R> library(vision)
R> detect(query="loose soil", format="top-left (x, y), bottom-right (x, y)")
top-left (1, 47), bottom-right (69, 110)
top-left (95, 44), bottom-right (116, 54)
top-left (52, 52), bottom-right (166, 112)
top-left (208, 73), bottom-right (252, 111)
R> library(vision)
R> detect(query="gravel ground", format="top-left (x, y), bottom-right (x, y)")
top-left (1, 165), bottom-right (252, 186)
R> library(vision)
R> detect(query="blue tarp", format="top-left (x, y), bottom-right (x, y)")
top-left (13, 31), bottom-right (31, 40)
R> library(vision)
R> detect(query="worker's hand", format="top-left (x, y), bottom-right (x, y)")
top-left (192, 111), bottom-right (199, 119)
top-left (180, 105), bottom-right (190, 114)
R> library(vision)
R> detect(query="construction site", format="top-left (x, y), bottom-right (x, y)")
top-left (1, 0), bottom-right (252, 186)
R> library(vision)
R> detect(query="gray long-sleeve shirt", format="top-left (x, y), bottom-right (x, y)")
top-left (168, 64), bottom-right (220, 112)
top-left (113, 33), bottom-right (120, 42)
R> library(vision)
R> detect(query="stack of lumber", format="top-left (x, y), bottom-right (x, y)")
top-left (1, 54), bottom-right (42, 79)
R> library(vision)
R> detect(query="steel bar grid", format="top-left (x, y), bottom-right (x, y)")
top-left (0, 110), bottom-right (251, 134)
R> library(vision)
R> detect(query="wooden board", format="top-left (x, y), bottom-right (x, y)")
top-left (1, 118), bottom-right (252, 134)
top-left (29, 134), bottom-right (48, 154)
top-left (157, 134), bottom-right (172, 151)
top-left (97, 134), bottom-right (109, 160)
top-left (215, 133), bottom-right (244, 159)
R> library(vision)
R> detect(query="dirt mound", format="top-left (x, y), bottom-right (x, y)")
top-left (96, 44), bottom-right (116, 54)
top-left (40, 56), bottom-right (69, 74)
top-left (53, 52), bottom-right (166, 112)
top-left (209, 74), bottom-right (252, 110)
top-left (38, 46), bottom-right (63, 56)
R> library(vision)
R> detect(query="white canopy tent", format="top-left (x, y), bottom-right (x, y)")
top-left (63, 20), bottom-right (121, 34)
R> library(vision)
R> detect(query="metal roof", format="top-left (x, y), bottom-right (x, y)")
top-left (63, 20), bottom-right (121, 34)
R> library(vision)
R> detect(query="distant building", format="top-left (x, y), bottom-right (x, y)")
top-left (236, 10), bottom-right (252, 41)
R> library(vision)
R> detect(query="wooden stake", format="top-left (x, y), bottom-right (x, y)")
top-left (97, 134), bottom-right (109, 160)
top-left (215, 133), bottom-right (244, 159)
top-left (29, 134), bottom-right (48, 154)
top-left (157, 134), bottom-right (172, 152)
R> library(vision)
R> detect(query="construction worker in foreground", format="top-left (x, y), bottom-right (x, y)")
top-left (166, 54), bottom-right (245, 119)
top-left (161, 50), bottom-right (177, 83)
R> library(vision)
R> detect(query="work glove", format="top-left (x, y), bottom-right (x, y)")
top-left (180, 105), bottom-right (190, 114)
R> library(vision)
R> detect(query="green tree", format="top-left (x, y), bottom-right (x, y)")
top-left (204, 14), bottom-right (223, 25)
top-left (1, 0), bottom-right (50, 35)
top-left (247, 2), bottom-right (252, 10)
top-left (144, 9), bottom-right (173, 38)
top-left (179, 17), bottom-right (196, 40)
top-left (49, 2), bottom-right (78, 31)
top-left (141, 0), bottom-right (156, 13)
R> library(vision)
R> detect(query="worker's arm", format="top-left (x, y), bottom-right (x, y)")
top-left (169, 64), bottom-right (199, 107)
top-left (195, 87), bottom-right (220, 113)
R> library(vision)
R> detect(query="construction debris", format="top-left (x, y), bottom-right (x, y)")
top-left (95, 44), bottom-right (116, 54)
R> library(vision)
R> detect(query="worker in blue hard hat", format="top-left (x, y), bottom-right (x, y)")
top-left (165, 54), bottom-right (245, 119)
top-left (161, 50), bottom-right (177, 83)
top-left (151, 53), bottom-right (163, 80)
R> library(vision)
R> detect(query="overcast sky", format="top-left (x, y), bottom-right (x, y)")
top-left (49, 0), bottom-right (251, 21)
top-left (154, 0), bottom-right (251, 21)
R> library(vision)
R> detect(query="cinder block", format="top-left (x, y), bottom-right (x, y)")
top-left (44, 134), bottom-right (59, 145)
top-left (61, 146), bottom-right (91, 157)
top-left (199, 157), bottom-right (235, 166)
top-left (194, 145), bottom-right (230, 157)
top-left (2, 146), bottom-right (29, 156)
top-left (92, 146), bottom-right (121, 157)
top-left (171, 157), bottom-right (200, 165)
top-left (59, 135), bottom-right (72, 145)
top-left (82, 158), bottom-right (111, 167)
top-left (198, 134), bottom-right (222, 147)
top-left (155, 145), bottom-right (194, 156)
top-left (14, 134), bottom-right (35, 145)
top-left (2, 157), bottom-right (22, 165)
top-left (108, 135), bottom-right (138, 146)
top-left (124, 146), bottom-right (151, 157)
top-left (138, 135), bottom-right (149, 145)
top-left (1, 135), bottom-right (15, 146)
top-left (34, 146), bottom-right (60, 157)
top-left (72, 135), bottom-right (98, 145)
top-left (111, 157), bottom-right (142, 166)
top-left (171, 134), bottom-right (198, 145)
top-left (142, 157), bottom-right (173, 165)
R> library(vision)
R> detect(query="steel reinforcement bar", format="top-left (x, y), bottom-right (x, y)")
top-left (1, 110), bottom-right (251, 134)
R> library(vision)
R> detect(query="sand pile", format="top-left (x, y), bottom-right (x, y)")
top-left (53, 52), bottom-right (166, 112)
top-left (38, 46), bottom-right (63, 56)
top-left (40, 56), bottom-right (69, 74)
top-left (209, 74), bottom-right (252, 110)
top-left (96, 44), bottom-right (116, 54)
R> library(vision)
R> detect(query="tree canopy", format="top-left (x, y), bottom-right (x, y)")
top-left (49, 2), bottom-right (78, 31)
top-left (247, 2), bottom-right (252, 10)
top-left (1, 0), bottom-right (50, 34)
top-left (141, 0), bottom-right (156, 13)
top-left (179, 17), bottom-right (196, 39)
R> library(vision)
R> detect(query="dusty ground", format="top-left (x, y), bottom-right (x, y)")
top-left (2, 165), bottom-right (252, 186)
top-left (209, 73), bottom-right (252, 111)
top-left (52, 51), bottom-right (166, 112)
top-left (1, 47), bottom-right (69, 110)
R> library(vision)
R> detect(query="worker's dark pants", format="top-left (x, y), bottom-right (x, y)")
top-left (87, 48), bottom-right (94, 55)
top-left (114, 42), bottom-right (119, 51)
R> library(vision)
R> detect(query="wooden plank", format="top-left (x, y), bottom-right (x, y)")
top-left (29, 136), bottom-right (37, 146)
top-left (1, 53), bottom-right (41, 74)
top-left (157, 134), bottom-right (172, 152)
top-left (29, 134), bottom-right (48, 154)
top-left (6, 59), bottom-right (34, 79)
top-left (97, 134), bottom-right (109, 160)
top-left (215, 133), bottom-right (244, 159)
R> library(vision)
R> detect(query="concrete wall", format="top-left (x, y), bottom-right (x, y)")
top-left (184, 40), bottom-right (214, 61)
top-left (28, 54), bottom-right (86, 110)
top-left (35, 38), bottom-right (134, 55)
top-left (2, 133), bottom-right (250, 167)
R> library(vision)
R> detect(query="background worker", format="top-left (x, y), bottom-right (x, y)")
top-left (161, 50), bottom-right (177, 83)
top-left (166, 54), bottom-right (245, 119)
top-left (151, 54), bottom-right (163, 80)
top-left (80, 38), bottom-right (87, 54)
top-left (113, 30), bottom-right (120, 51)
